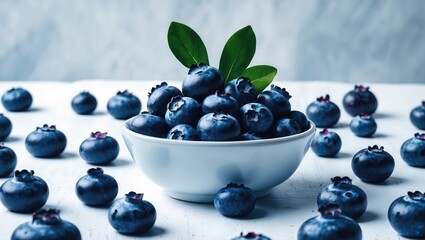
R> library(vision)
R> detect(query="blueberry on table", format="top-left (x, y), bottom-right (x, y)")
top-left (107, 90), bottom-right (142, 120)
top-left (197, 113), bottom-right (241, 141)
top-left (388, 191), bottom-right (425, 239)
top-left (272, 118), bottom-right (301, 138)
top-left (214, 183), bottom-right (256, 218)
top-left (108, 192), bottom-right (156, 235)
top-left (0, 143), bottom-right (17, 177)
top-left (410, 101), bottom-right (425, 130)
top-left (165, 96), bottom-right (202, 128)
top-left (306, 94), bottom-right (341, 128)
top-left (232, 232), bottom-right (271, 240)
top-left (167, 124), bottom-right (200, 141)
top-left (224, 77), bottom-right (258, 107)
top-left (349, 114), bottom-right (377, 137)
top-left (25, 124), bottom-right (67, 158)
top-left (311, 129), bottom-right (342, 157)
top-left (343, 85), bottom-right (378, 117)
top-left (240, 103), bottom-right (274, 135)
top-left (71, 91), bottom-right (97, 115)
top-left (147, 82), bottom-right (182, 117)
top-left (257, 84), bottom-right (292, 119)
top-left (400, 133), bottom-right (425, 167)
top-left (0, 170), bottom-right (49, 213)
top-left (352, 145), bottom-right (395, 183)
top-left (1, 87), bottom-right (33, 112)
top-left (75, 168), bottom-right (118, 207)
top-left (0, 113), bottom-right (12, 141)
top-left (317, 176), bottom-right (367, 219)
top-left (290, 110), bottom-right (311, 132)
top-left (202, 91), bottom-right (239, 117)
top-left (297, 204), bottom-right (362, 240)
top-left (11, 208), bottom-right (81, 240)
top-left (79, 131), bottom-right (119, 165)
top-left (126, 112), bottom-right (170, 138)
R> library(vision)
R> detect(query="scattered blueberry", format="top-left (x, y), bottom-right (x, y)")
top-left (272, 118), bottom-right (301, 138)
top-left (343, 85), bottom-right (378, 117)
top-left (349, 114), bottom-right (377, 137)
top-left (25, 124), bottom-right (67, 158)
top-left (147, 82), bottom-right (182, 117)
top-left (388, 191), bottom-right (425, 239)
top-left (0, 170), bottom-right (49, 213)
top-left (410, 101), bottom-right (425, 130)
top-left (182, 63), bottom-right (224, 102)
top-left (108, 191), bottom-right (156, 235)
top-left (167, 124), bottom-right (200, 141)
top-left (257, 85), bottom-right (291, 119)
top-left (126, 112), bottom-right (170, 138)
top-left (0, 143), bottom-right (17, 178)
top-left (311, 128), bottom-right (342, 157)
top-left (232, 232), bottom-right (271, 240)
top-left (11, 208), bottom-right (81, 240)
top-left (0, 113), bottom-right (12, 141)
top-left (224, 77), bottom-right (258, 106)
top-left (71, 91), bottom-right (97, 115)
top-left (75, 168), bottom-right (118, 207)
top-left (79, 132), bottom-right (119, 165)
top-left (352, 145), bottom-right (395, 183)
top-left (290, 110), bottom-right (310, 132)
top-left (107, 90), bottom-right (142, 120)
top-left (1, 87), bottom-right (33, 112)
top-left (214, 183), bottom-right (256, 218)
top-left (240, 103), bottom-right (274, 135)
top-left (202, 91), bottom-right (239, 117)
top-left (306, 94), bottom-right (341, 128)
top-left (165, 96), bottom-right (202, 128)
top-left (400, 133), bottom-right (425, 167)
top-left (197, 113), bottom-right (241, 141)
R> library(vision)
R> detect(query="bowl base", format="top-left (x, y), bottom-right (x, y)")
top-left (165, 189), bottom-right (273, 203)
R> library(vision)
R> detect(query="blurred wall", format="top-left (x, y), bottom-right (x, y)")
top-left (1, 0), bottom-right (425, 83)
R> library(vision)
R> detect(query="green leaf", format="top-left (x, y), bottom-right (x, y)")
top-left (219, 26), bottom-right (256, 83)
top-left (241, 65), bottom-right (278, 93)
top-left (167, 21), bottom-right (209, 68)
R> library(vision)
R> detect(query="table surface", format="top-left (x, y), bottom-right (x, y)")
top-left (0, 80), bottom-right (424, 240)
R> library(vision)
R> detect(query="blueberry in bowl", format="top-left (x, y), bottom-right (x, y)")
top-left (240, 103), bottom-right (274, 136)
top-left (343, 85), bottom-right (378, 117)
top-left (71, 91), bottom-right (97, 115)
top-left (310, 128), bottom-right (342, 157)
top-left (1, 87), bottom-right (33, 112)
top-left (214, 183), bottom-right (256, 218)
top-left (349, 114), bottom-right (377, 137)
top-left (224, 77), bottom-right (258, 107)
top-left (400, 133), bottom-right (425, 167)
top-left (410, 101), bottom-right (425, 130)
top-left (167, 124), bottom-right (200, 141)
top-left (147, 82), bottom-right (182, 117)
top-left (25, 124), bottom-right (67, 158)
top-left (0, 143), bottom-right (17, 177)
top-left (306, 94), bottom-right (340, 128)
top-left (198, 112), bottom-right (241, 141)
top-left (257, 84), bottom-right (291, 119)
top-left (79, 131), bottom-right (119, 165)
top-left (0, 113), bottom-right (12, 141)
top-left (165, 96), bottom-right (202, 128)
top-left (126, 112), bottom-right (169, 138)
top-left (202, 91), bottom-right (239, 117)
top-left (107, 90), bottom-right (142, 120)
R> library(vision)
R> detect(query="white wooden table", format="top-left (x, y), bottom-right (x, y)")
top-left (0, 80), bottom-right (424, 240)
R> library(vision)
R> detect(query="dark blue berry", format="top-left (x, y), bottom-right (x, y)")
top-left (11, 209), bottom-right (81, 240)
top-left (0, 113), bottom-right (12, 141)
top-left (165, 96), bottom-right (202, 128)
top-left (0, 170), bottom-right (49, 213)
top-left (75, 168), bottom-right (118, 207)
top-left (400, 133), bottom-right (425, 167)
top-left (240, 103), bottom-right (274, 135)
top-left (352, 145), bottom-right (395, 183)
top-left (317, 176), bottom-right (367, 219)
top-left (0, 143), bottom-right (17, 177)
top-left (290, 110), bottom-right (310, 132)
top-left (410, 101), bottom-right (425, 130)
top-left (232, 232), bottom-right (271, 240)
top-left (257, 85), bottom-right (291, 119)
top-left (213, 183), bottom-right (256, 218)
top-left (343, 85), bottom-right (378, 117)
top-left (108, 192), bottom-right (156, 235)
top-left (1, 87), bottom-right (33, 112)
top-left (388, 191), bottom-right (425, 239)
top-left (79, 132), bottom-right (119, 165)
top-left (25, 124), bottom-right (67, 158)
top-left (224, 77), bottom-right (258, 106)
top-left (197, 113), bottom-right (240, 141)
top-left (349, 114), bottom-right (377, 137)
top-left (202, 91), bottom-right (239, 117)
top-left (71, 91), bottom-right (97, 115)
top-left (236, 132), bottom-right (262, 141)
top-left (107, 90), bottom-right (142, 120)
top-left (272, 118), bottom-right (301, 138)
top-left (167, 124), bottom-right (200, 141)
top-left (147, 82), bottom-right (182, 117)
top-left (311, 129), bottom-right (342, 157)
top-left (306, 94), bottom-right (340, 128)
top-left (126, 112), bottom-right (170, 138)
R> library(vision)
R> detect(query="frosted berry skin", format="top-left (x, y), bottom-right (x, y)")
top-left (224, 77), bottom-right (258, 106)
top-left (311, 129), bottom-right (342, 157)
top-left (349, 114), bottom-right (377, 137)
top-left (1, 87), bottom-right (33, 112)
top-left (272, 118), bottom-right (301, 138)
top-left (79, 132), bottom-right (119, 165)
top-left (108, 192), bottom-right (156, 235)
top-left (165, 96), bottom-right (202, 128)
top-left (167, 124), bottom-right (200, 141)
top-left (0, 143), bottom-right (17, 177)
top-left (25, 124), bottom-right (67, 158)
top-left (400, 133), bottom-right (425, 167)
top-left (11, 209), bottom-right (81, 240)
top-left (343, 85), bottom-right (378, 117)
top-left (107, 90), bottom-right (142, 120)
top-left (351, 145), bottom-right (395, 183)
top-left (388, 191), bottom-right (425, 239)
top-left (240, 103), bottom-right (274, 135)
top-left (410, 101), bottom-right (425, 130)
top-left (297, 204), bottom-right (362, 240)
top-left (197, 113), bottom-right (241, 141)
top-left (306, 95), bottom-right (341, 128)
top-left (232, 232), bottom-right (271, 240)
top-left (202, 91), bottom-right (239, 117)
top-left (71, 91), bottom-right (97, 115)
top-left (126, 112), bottom-right (170, 138)
top-left (0, 170), bottom-right (49, 213)
top-left (147, 82), bottom-right (182, 117)
top-left (257, 85), bottom-right (292, 119)
top-left (317, 176), bottom-right (367, 219)
top-left (0, 113), bottom-right (12, 141)
top-left (213, 183), bottom-right (256, 218)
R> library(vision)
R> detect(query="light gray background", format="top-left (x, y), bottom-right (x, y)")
top-left (1, 0), bottom-right (424, 83)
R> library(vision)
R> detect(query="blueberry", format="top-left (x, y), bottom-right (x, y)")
top-left (214, 183), bottom-right (256, 218)
top-left (240, 103), bottom-right (274, 135)
top-left (182, 63), bottom-right (225, 102)
top-left (352, 145), bottom-right (395, 183)
top-left (257, 85), bottom-right (292, 119)
top-left (388, 191), bottom-right (425, 239)
top-left (202, 91), bottom-right (239, 117)
top-left (126, 112), bottom-right (170, 138)
top-left (75, 168), bottom-right (118, 207)
top-left (311, 129), bottom-right (342, 157)
top-left (232, 232), bottom-right (271, 240)
top-left (167, 124), bottom-right (200, 141)
top-left (147, 82), bottom-right (182, 117)
top-left (107, 90), bottom-right (142, 120)
top-left (343, 85), bottom-right (378, 117)
top-left (290, 110), bottom-right (311, 132)
top-left (0, 170), bottom-right (49, 213)
top-left (79, 132), bottom-right (119, 165)
top-left (0, 113), bottom-right (12, 141)
top-left (297, 204), bottom-right (362, 240)
top-left (272, 118), bottom-right (302, 138)
top-left (197, 113), bottom-right (241, 141)
top-left (11, 208), bottom-right (81, 240)
top-left (349, 114), bottom-right (377, 137)
top-left (71, 91), bottom-right (97, 115)
top-left (400, 133), bottom-right (425, 167)
top-left (224, 77), bottom-right (258, 106)
top-left (317, 176), bottom-right (367, 219)
top-left (410, 101), bottom-right (425, 130)
top-left (306, 94), bottom-right (340, 128)
top-left (108, 192), bottom-right (156, 235)
top-left (165, 96), bottom-right (202, 128)
top-left (25, 124), bottom-right (67, 158)
top-left (1, 87), bottom-right (33, 112)
top-left (0, 143), bottom-right (17, 177)
top-left (236, 132), bottom-right (262, 141)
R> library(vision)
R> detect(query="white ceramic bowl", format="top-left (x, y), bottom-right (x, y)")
top-left (121, 120), bottom-right (316, 203)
